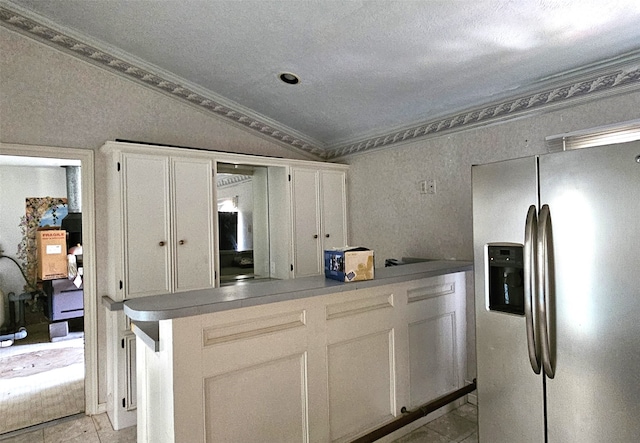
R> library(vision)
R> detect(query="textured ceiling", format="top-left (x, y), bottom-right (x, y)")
top-left (3, 0), bottom-right (640, 159)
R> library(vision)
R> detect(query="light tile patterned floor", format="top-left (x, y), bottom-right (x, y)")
top-left (0, 403), bottom-right (475, 443)
top-left (391, 403), bottom-right (478, 443)
top-left (2, 405), bottom-right (474, 443)
top-left (0, 413), bottom-right (137, 443)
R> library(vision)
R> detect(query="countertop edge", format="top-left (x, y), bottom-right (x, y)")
top-left (131, 321), bottom-right (160, 352)
top-left (101, 295), bottom-right (124, 311)
top-left (124, 260), bottom-right (472, 322)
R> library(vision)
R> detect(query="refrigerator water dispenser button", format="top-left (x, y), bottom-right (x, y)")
top-left (487, 244), bottom-right (525, 315)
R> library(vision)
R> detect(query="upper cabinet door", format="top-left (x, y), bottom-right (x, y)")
top-left (172, 157), bottom-right (215, 292)
top-left (320, 170), bottom-right (347, 250)
top-left (122, 153), bottom-right (172, 298)
top-left (291, 168), bottom-right (322, 278)
top-left (291, 167), bottom-right (348, 278)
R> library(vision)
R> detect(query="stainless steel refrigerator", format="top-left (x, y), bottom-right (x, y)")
top-left (472, 141), bottom-right (640, 442)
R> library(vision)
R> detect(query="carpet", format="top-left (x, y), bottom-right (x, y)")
top-left (0, 346), bottom-right (84, 379)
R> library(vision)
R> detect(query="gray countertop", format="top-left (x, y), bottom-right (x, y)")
top-left (123, 260), bottom-right (472, 322)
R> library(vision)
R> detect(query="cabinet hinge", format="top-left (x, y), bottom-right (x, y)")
top-left (119, 280), bottom-right (123, 290)
top-left (121, 338), bottom-right (125, 349)
top-left (291, 264), bottom-right (294, 272)
top-left (288, 174), bottom-right (291, 181)
top-left (122, 398), bottom-right (126, 408)
top-left (117, 161), bottom-right (121, 172)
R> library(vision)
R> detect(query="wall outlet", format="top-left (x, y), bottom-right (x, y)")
top-left (427, 179), bottom-right (436, 194)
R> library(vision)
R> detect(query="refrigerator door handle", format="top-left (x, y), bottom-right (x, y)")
top-left (524, 205), bottom-right (541, 374)
top-left (537, 204), bottom-right (555, 378)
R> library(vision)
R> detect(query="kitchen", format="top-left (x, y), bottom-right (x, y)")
top-left (2, 1), bottom-right (640, 441)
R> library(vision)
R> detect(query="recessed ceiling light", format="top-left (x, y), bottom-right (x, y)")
top-left (279, 72), bottom-right (300, 85)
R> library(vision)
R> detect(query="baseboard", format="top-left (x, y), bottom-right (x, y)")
top-left (464, 379), bottom-right (478, 405)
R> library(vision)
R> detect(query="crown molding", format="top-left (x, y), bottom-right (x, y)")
top-left (3, 3), bottom-right (640, 162)
top-left (0, 4), bottom-right (325, 160)
top-left (217, 174), bottom-right (251, 188)
top-left (325, 62), bottom-right (640, 159)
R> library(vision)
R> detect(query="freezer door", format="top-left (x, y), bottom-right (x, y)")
top-left (539, 142), bottom-right (640, 442)
top-left (472, 156), bottom-right (544, 443)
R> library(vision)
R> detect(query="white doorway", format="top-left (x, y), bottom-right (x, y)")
top-left (0, 144), bottom-right (99, 434)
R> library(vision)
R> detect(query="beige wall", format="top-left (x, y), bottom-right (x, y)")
top-left (345, 90), bottom-right (640, 263)
top-left (0, 25), bottom-right (310, 407)
top-left (345, 87), bottom-right (640, 381)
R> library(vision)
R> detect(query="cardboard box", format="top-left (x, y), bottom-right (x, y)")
top-left (324, 247), bottom-right (374, 282)
top-left (37, 229), bottom-right (68, 280)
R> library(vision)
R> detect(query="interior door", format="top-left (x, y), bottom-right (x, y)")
top-left (539, 142), bottom-right (640, 442)
top-left (472, 156), bottom-right (544, 443)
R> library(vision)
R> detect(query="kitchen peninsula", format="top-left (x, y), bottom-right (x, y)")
top-left (124, 260), bottom-right (472, 442)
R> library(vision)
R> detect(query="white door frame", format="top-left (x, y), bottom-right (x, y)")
top-left (0, 142), bottom-right (101, 415)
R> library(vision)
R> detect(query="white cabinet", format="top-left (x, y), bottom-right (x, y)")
top-left (291, 168), bottom-right (347, 277)
top-left (173, 304), bottom-right (311, 443)
top-left (119, 153), bottom-right (215, 298)
top-left (321, 169), bottom-right (348, 250)
top-left (170, 157), bottom-right (216, 291)
top-left (121, 153), bottom-right (171, 297)
top-left (324, 287), bottom-right (398, 441)
top-left (404, 273), bottom-right (467, 409)
top-left (104, 147), bottom-right (215, 429)
top-left (135, 271), bottom-right (469, 442)
top-left (101, 141), bottom-right (349, 430)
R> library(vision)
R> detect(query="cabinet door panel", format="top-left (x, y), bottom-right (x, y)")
top-left (321, 170), bottom-right (347, 250)
top-left (172, 158), bottom-right (215, 292)
top-left (327, 330), bottom-right (395, 441)
top-left (122, 154), bottom-right (171, 298)
top-left (204, 354), bottom-right (309, 443)
top-left (409, 313), bottom-right (456, 407)
top-left (405, 274), bottom-right (466, 410)
top-left (292, 169), bottom-right (321, 277)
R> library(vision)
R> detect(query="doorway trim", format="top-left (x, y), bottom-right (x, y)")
top-left (0, 142), bottom-right (101, 415)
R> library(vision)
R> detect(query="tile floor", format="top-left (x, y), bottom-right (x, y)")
top-left (391, 403), bottom-right (478, 443)
top-left (0, 413), bottom-right (136, 443)
top-left (0, 403), bottom-right (478, 443)
top-left (0, 403), bottom-right (476, 443)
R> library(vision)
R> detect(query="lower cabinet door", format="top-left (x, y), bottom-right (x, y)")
top-left (325, 288), bottom-right (398, 441)
top-left (106, 311), bottom-right (137, 431)
top-left (405, 274), bottom-right (467, 408)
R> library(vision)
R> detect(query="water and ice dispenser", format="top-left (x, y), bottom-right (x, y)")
top-left (487, 244), bottom-right (524, 315)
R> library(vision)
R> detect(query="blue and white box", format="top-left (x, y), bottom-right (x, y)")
top-left (324, 247), bottom-right (375, 282)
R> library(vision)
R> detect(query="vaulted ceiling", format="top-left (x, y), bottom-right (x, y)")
top-left (2, 1), bottom-right (640, 159)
